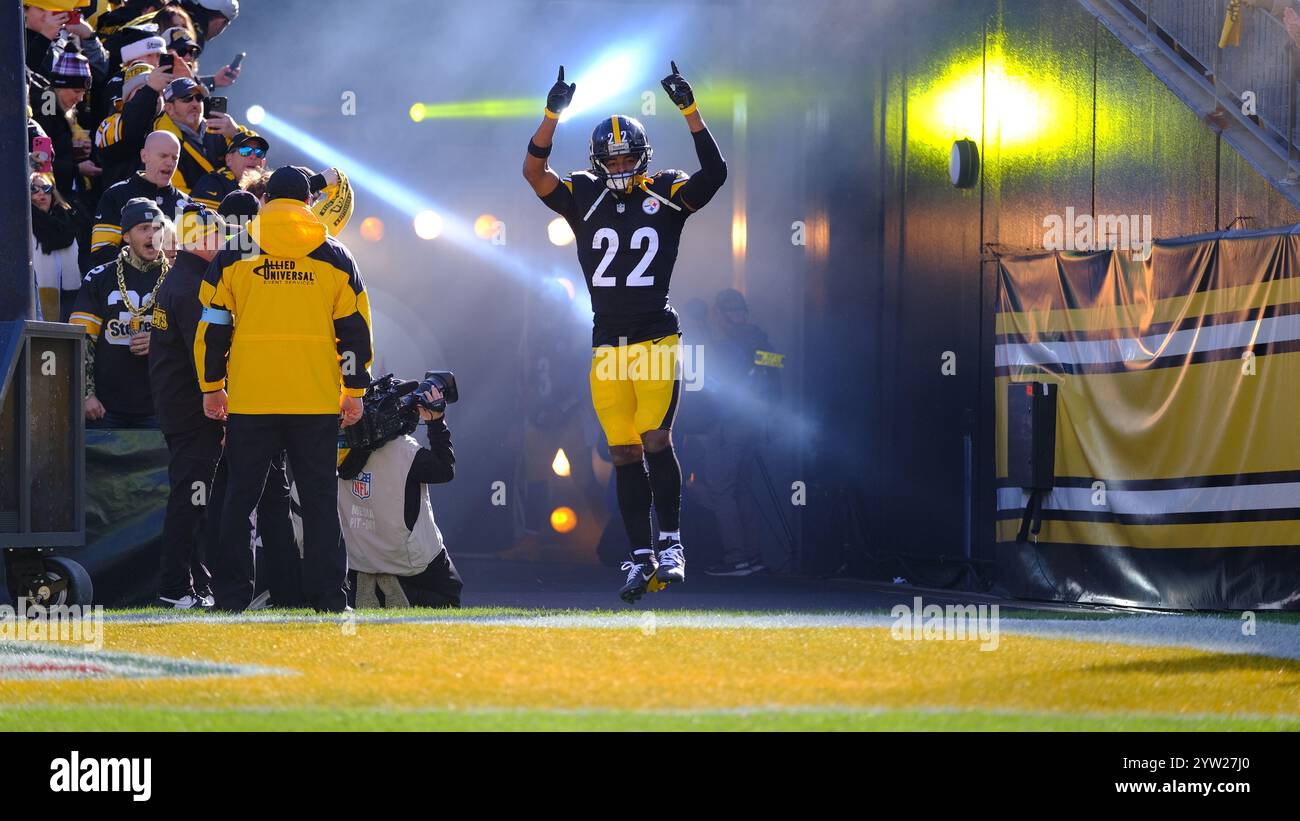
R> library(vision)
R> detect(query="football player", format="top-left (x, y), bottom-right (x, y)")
top-left (522, 62), bottom-right (727, 602)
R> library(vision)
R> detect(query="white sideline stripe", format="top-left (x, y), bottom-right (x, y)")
top-left (995, 311), bottom-right (1300, 368)
top-left (997, 482), bottom-right (1300, 514)
top-left (97, 612), bottom-right (1300, 661)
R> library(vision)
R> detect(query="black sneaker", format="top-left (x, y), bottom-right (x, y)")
top-left (656, 540), bottom-right (686, 585)
top-left (704, 560), bottom-right (766, 577)
top-left (619, 550), bottom-right (659, 603)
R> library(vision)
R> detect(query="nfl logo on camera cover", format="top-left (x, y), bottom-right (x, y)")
top-left (352, 472), bottom-right (372, 500)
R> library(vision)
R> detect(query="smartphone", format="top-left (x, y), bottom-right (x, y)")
top-left (228, 52), bottom-right (246, 72)
top-left (159, 53), bottom-right (175, 70)
top-left (32, 136), bottom-right (54, 174)
top-left (208, 96), bottom-right (228, 114)
top-left (64, 11), bottom-right (82, 26)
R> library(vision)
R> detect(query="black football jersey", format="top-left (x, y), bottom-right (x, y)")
top-left (543, 169), bottom-right (695, 346)
top-left (69, 259), bottom-right (161, 417)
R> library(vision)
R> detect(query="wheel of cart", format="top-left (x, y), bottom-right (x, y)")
top-left (4, 550), bottom-right (93, 607)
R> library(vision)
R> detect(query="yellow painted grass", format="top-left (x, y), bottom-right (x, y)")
top-left (3, 624), bottom-right (1298, 718)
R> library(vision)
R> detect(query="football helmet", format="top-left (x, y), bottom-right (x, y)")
top-left (589, 115), bottom-right (653, 192)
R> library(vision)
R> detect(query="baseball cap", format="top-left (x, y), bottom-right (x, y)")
top-left (162, 27), bottom-right (201, 54)
top-left (177, 202), bottom-right (226, 248)
top-left (218, 189), bottom-right (260, 221)
top-left (227, 133), bottom-right (269, 155)
top-left (265, 165), bottom-right (313, 202)
top-left (163, 77), bottom-right (208, 102)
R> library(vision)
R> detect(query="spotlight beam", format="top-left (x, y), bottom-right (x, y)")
top-left (251, 109), bottom-right (538, 280)
top-left (406, 45), bottom-right (654, 124)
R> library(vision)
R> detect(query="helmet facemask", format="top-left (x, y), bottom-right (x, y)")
top-left (590, 118), bottom-right (653, 193)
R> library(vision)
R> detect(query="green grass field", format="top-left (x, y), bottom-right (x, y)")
top-left (5, 705), bottom-right (1299, 732)
top-left (2, 607), bottom-right (1297, 731)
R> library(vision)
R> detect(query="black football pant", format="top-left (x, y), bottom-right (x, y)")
top-left (158, 421), bottom-right (222, 599)
top-left (206, 449), bottom-right (306, 607)
top-left (399, 549), bottom-right (464, 608)
top-left (213, 414), bottom-right (346, 612)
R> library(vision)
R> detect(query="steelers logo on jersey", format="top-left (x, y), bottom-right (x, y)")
top-left (642, 197), bottom-right (661, 215)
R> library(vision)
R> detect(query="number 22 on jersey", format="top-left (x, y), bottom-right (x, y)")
top-left (590, 226), bottom-right (659, 287)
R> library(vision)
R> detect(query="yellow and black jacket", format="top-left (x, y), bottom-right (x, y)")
top-left (190, 167), bottom-right (239, 209)
top-left (151, 110), bottom-right (255, 196)
top-left (195, 199), bottom-right (374, 415)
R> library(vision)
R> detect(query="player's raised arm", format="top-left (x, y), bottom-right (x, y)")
top-left (661, 61), bottom-right (728, 212)
top-left (522, 66), bottom-right (576, 198)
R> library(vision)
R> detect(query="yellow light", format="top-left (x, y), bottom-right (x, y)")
top-left (407, 98), bottom-right (537, 120)
top-left (731, 212), bottom-right (747, 260)
top-left (550, 506), bottom-right (578, 534)
top-left (910, 40), bottom-right (1071, 157)
top-left (413, 210), bottom-right (443, 240)
top-left (359, 217), bottom-right (384, 243)
top-left (409, 103), bottom-right (426, 123)
top-left (548, 216), bottom-right (575, 246)
top-left (552, 448), bottom-right (571, 477)
top-left (474, 214), bottom-right (498, 240)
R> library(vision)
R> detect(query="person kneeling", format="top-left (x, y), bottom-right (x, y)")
top-left (337, 377), bottom-right (462, 608)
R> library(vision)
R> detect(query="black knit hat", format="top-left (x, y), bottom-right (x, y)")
top-left (120, 197), bottom-right (163, 233)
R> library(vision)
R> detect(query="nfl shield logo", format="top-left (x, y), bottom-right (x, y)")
top-left (352, 472), bottom-right (372, 500)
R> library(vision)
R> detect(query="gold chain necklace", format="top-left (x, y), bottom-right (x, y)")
top-left (115, 249), bottom-right (170, 333)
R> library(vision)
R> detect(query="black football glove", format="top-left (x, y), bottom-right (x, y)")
top-left (660, 61), bottom-right (695, 111)
top-left (546, 66), bottom-right (576, 117)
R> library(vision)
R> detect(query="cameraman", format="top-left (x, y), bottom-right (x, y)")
top-left (338, 379), bottom-right (462, 608)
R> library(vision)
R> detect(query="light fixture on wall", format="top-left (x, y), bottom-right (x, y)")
top-left (950, 138), bottom-right (979, 188)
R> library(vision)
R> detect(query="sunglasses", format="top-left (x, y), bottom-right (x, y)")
top-left (31, 183), bottom-right (54, 194)
top-left (236, 146), bottom-right (267, 158)
top-left (174, 93), bottom-right (203, 104)
top-left (175, 47), bottom-right (201, 58)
